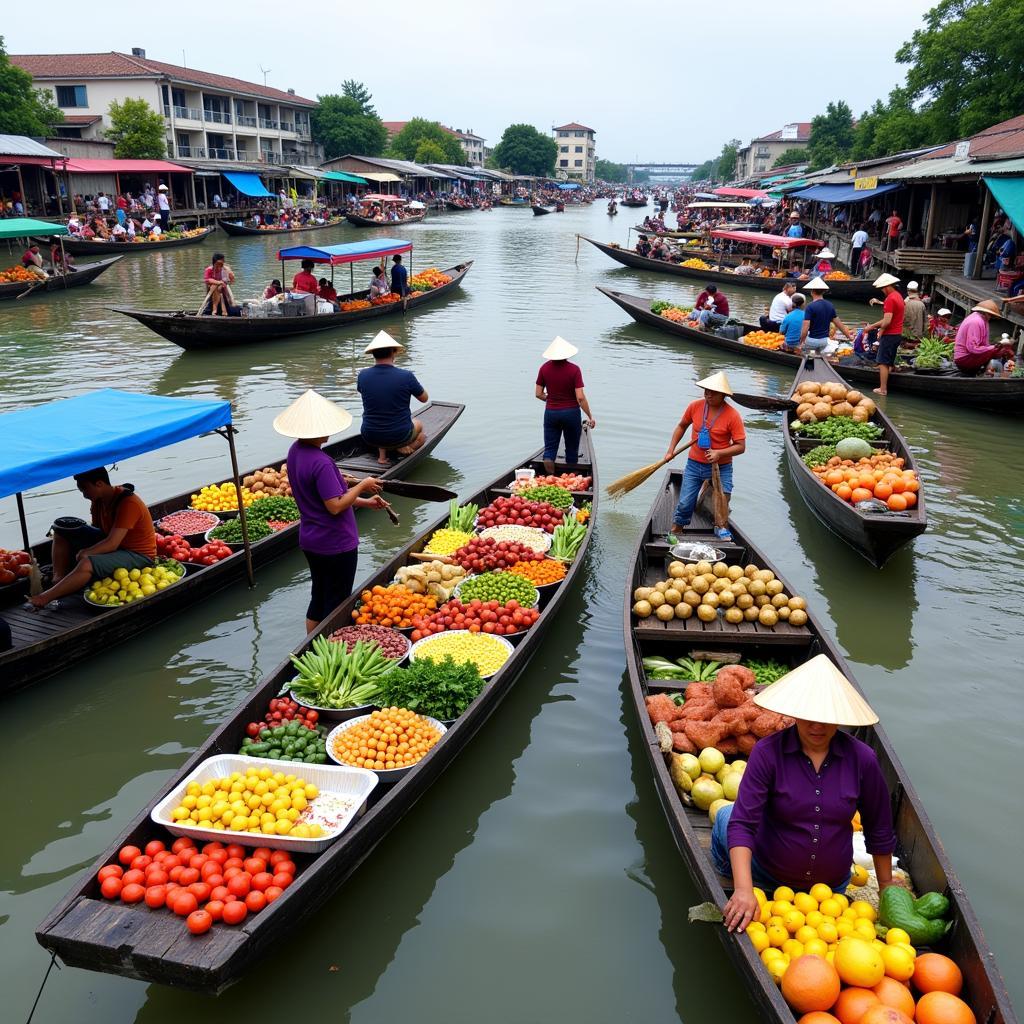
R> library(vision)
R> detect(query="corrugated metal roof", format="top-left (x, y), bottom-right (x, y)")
top-left (0, 134), bottom-right (64, 158)
top-left (882, 156), bottom-right (1024, 180)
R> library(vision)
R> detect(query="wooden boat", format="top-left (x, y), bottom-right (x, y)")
top-left (344, 211), bottom-right (426, 228)
top-left (634, 224), bottom-right (705, 240)
top-left (445, 201), bottom-right (475, 212)
top-left (621, 197), bottom-right (648, 207)
top-left (532, 205), bottom-right (554, 216)
top-left (784, 357), bottom-right (927, 567)
top-left (114, 261), bottom-right (473, 350)
top-left (34, 226), bottom-right (215, 255)
top-left (0, 402), bottom-right (463, 695)
top-left (0, 256), bottom-right (122, 301)
top-left (36, 433), bottom-right (597, 992)
top-left (598, 286), bottom-right (1024, 413)
top-left (583, 236), bottom-right (877, 301)
top-left (497, 197), bottom-right (529, 207)
top-left (624, 474), bottom-right (1017, 1024)
top-left (218, 218), bottom-right (345, 237)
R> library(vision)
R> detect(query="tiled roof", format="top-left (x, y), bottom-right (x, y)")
top-left (11, 52), bottom-right (316, 106)
top-left (554, 122), bottom-right (595, 132)
top-left (923, 114), bottom-right (1024, 161)
top-left (57, 114), bottom-right (102, 125)
top-left (755, 122), bottom-right (812, 143)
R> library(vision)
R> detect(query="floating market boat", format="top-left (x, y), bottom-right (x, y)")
top-left (344, 211), bottom-right (426, 227)
top-left (114, 238), bottom-right (471, 350)
top-left (783, 357), bottom-right (927, 567)
top-left (36, 432), bottom-right (597, 992)
top-left (0, 256), bottom-right (122, 301)
top-left (532, 204), bottom-right (554, 216)
top-left (621, 197), bottom-right (648, 207)
top-left (633, 224), bottom-right (706, 240)
top-left (218, 218), bottom-right (345, 237)
top-left (598, 287), bottom-right (1024, 413)
top-left (624, 471), bottom-right (1017, 1024)
top-left (0, 390), bottom-right (463, 694)
top-left (445, 200), bottom-right (475, 212)
top-left (34, 225), bottom-right (215, 254)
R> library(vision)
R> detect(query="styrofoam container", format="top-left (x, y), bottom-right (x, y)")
top-left (326, 714), bottom-right (448, 782)
top-left (150, 753), bottom-right (378, 853)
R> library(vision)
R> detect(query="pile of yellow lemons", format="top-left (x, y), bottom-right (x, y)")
top-left (87, 563), bottom-right (183, 605)
top-left (189, 481), bottom-right (256, 513)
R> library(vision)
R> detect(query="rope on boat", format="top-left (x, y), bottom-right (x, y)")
top-left (25, 952), bottom-right (60, 1024)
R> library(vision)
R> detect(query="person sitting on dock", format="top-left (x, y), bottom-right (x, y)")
top-left (357, 331), bottom-right (429, 466)
top-left (29, 467), bottom-right (156, 610)
top-left (694, 285), bottom-right (730, 331)
top-left (952, 299), bottom-right (1015, 375)
top-left (291, 259), bottom-right (319, 296)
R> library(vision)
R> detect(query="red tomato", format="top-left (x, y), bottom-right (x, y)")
top-left (227, 873), bottom-right (251, 898)
top-left (120, 883), bottom-right (146, 904)
top-left (97, 864), bottom-right (123, 883)
top-left (161, 855), bottom-right (181, 870)
top-left (200, 860), bottom-right (221, 880)
top-left (205, 873), bottom-right (224, 889)
top-left (250, 872), bottom-right (274, 892)
top-left (209, 885), bottom-right (230, 902)
top-left (130, 855), bottom-right (153, 872)
top-left (223, 866), bottom-right (243, 881)
top-left (121, 869), bottom-right (146, 887)
top-left (221, 900), bottom-right (248, 926)
top-left (145, 868), bottom-right (169, 887)
top-left (100, 876), bottom-right (123, 899)
top-left (224, 844), bottom-right (246, 860)
top-left (176, 847), bottom-right (198, 862)
top-left (170, 891), bottom-right (198, 917)
top-left (244, 891), bottom-right (267, 914)
top-left (178, 867), bottom-right (200, 886)
top-left (169, 865), bottom-right (185, 883)
top-left (186, 910), bottom-right (213, 935)
top-left (252, 847), bottom-right (272, 862)
top-left (188, 854), bottom-right (208, 870)
top-left (264, 885), bottom-right (284, 903)
top-left (243, 857), bottom-right (266, 875)
top-left (204, 900), bottom-right (225, 922)
top-left (274, 860), bottom-right (296, 877)
top-left (269, 850), bottom-right (291, 867)
top-left (271, 872), bottom-right (292, 890)
top-left (207, 849), bottom-right (228, 865)
top-left (201, 842), bottom-right (224, 855)
top-left (118, 845), bottom-right (142, 866)
top-left (187, 882), bottom-right (211, 902)
top-left (144, 884), bottom-right (168, 909)
top-left (171, 837), bottom-right (194, 854)
top-left (223, 856), bottom-right (244, 871)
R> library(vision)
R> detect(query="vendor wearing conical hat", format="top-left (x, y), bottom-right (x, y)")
top-left (714, 655), bottom-right (897, 935)
top-left (357, 331), bottom-right (429, 466)
top-left (275, 390), bottom-right (387, 633)
top-left (801, 278), bottom-right (855, 354)
top-left (535, 336), bottom-right (596, 473)
top-left (864, 273), bottom-right (905, 395)
top-left (664, 371), bottom-right (745, 542)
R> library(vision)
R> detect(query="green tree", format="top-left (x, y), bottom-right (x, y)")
top-left (689, 158), bottom-right (716, 181)
top-left (771, 147), bottom-right (810, 169)
top-left (807, 101), bottom-right (855, 169)
top-left (105, 98), bottom-right (165, 158)
top-left (341, 79), bottom-right (376, 116)
top-left (595, 158), bottom-right (628, 182)
top-left (717, 138), bottom-right (741, 180)
top-left (0, 36), bottom-right (63, 136)
top-left (311, 94), bottom-right (387, 159)
top-left (491, 123), bottom-right (557, 176)
top-left (388, 118), bottom-right (465, 165)
top-left (898, 0), bottom-right (1024, 139)
top-left (851, 88), bottom-right (937, 160)
top-left (414, 139), bottom-right (447, 165)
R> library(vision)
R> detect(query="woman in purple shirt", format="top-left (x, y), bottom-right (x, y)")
top-left (274, 390), bottom-right (388, 633)
top-left (713, 655), bottom-right (897, 934)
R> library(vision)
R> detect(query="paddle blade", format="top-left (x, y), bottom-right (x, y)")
top-left (378, 479), bottom-right (457, 502)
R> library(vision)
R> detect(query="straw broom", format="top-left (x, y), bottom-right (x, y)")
top-left (606, 439), bottom-right (695, 498)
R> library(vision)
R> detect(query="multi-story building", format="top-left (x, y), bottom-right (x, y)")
top-left (11, 49), bottom-right (321, 170)
top-left (734, 122), bottom-right (811, 180)
top-left (451, 128), bottom-right (485, 166)
top-left (552, 123), bottom-right (596, 181)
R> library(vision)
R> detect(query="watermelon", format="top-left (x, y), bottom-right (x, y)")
top-left (835, 437), bottom-right (873, 460)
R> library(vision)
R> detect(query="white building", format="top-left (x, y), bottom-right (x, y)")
top-left (553, 122), bottom-right (596, 181)
top-left (452, 128), bottom-right (486, 166)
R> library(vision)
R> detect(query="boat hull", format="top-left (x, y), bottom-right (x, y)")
top-left (34, 226), bottom-right (214, 254)
top-left (344, 212), bottom-right (426, 227)
top-left (0, 256), bottom-right (123, 300)
top-left (218, 219), bottom-right (345, 237)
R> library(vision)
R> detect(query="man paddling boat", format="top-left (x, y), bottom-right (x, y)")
top-left (357, 331), bottom-right (429, 465)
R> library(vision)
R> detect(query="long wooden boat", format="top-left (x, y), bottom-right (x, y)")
top-left (624, 474), bottom-right (1017, 1024)
top-left (497, 197), bottom-right (529, 207)
top-left (634, 224), bottom-right (706, 240)
top-left (218, 218), bottom-right (346, 237)
top-left (0, 256), bottom-right (123, 300)
top-left (621, 197), bottom-right (648, 207)
top-left (784, 357), bottom-right (927, 567)
top-left (445, 201), bottom-right (475, 212)
top-left (34, 226), bottom-right (214, 255)
top-left (532, 204), bottom-right (554, 216)
top-left (583, 236), bottom-right (877, 301)
top-left (344, 211), bottom-right (426, 228)
top-left (599, 286), bottom-right (1024, 413)
top-left (114, 261), bottom-right (472, 350)
top-left (1, 402), bottom-right (463, 695)
top-left (36, 432), bottom-right (597, 991)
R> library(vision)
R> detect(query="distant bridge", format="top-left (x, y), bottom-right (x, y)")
top-left (626, 162), bottom-right (697, 183)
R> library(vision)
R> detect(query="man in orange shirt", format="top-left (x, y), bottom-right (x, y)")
top-left (663, 371), bottom-right (746, 542)
top-left (30, 467), bottom-right (156, 608)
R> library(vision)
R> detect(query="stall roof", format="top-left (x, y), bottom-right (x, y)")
top-left (288, 166), bottom-right (322, 181)
top-left (0, 217), bottom-right (69, 240)
top-left (0, 134), bottom-right (64, 159)
top-left (711, 229), bottom-right (822, 250)
top-left (277, 238), bottom-right (412, 265)
top-left (63, 158), bottom-right (192, 174)
top-left (714, 187), bottom-right (768, 199)
top-left (882, 155), bottom-right (1024, 181)
top-left (224, 171), bottom-right (273, 198)
top-left (359, 171), bottom-right (403, 183)
top-left (321, 170), bottom-right (369, 184)
top-left (0, 390), bottom-right (231, 500)
top-left (790, 182), bottom-right (901, 204)
top-left (983, 176), bottom-right (1024, 235)
top-left (687, 201), bottom-right (751, 209)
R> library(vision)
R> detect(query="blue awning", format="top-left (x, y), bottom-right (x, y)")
top-left (790, 182), bottom-right (901, 204)
top-left (277, 238), bottom-right (412, 264)
top-left (556, 182), bottom-right (580, 190)
top-left (224, 171), bottom-right (273, 198)
top-left (321, 170), bottom-right (369, 185)
top-left (983, 176), bottom-right (1024, 236)
top-left (0, 389), bottom-right (232, 498)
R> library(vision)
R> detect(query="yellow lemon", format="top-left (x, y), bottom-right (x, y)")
top-left (746, 921), bottom-right (766, 933)
top-left (782, 939), bottom-right (805, 960)
top-left (842, 907), bottom-right (860, 922)
top-left (817, 921), bottom-right (839, 944)
top-left (767, 958), bottom-right (788, 985)
top-left (805, 910), bottom-right (825, 930)
top-left (850, 899), bottom-right (877, 921)
top-left (854, 918), bottom-right (878, 941)
top-left (833, 894), bottom-right (850, 911)
top-left (851, 864), bottom-right (869, 886)
top-left (773, 886), bottom-right (796, 902)
top-left (834, 936), bottom-right (885, 987)
top-left (809, 883), bottom-right (833, 903)
top-left (749, 930), bottom-right (770, 953)
top-left (767, 915), bottom-right (785, 929)
top-left (759, 904), bottom-right (772, 924)
top-left (783, 910), bottom-right (806, 934)
top-left (760, 947), bottom-right (783, 966)
top-left (819, 897), bottom-right (842, 918)
top-left (895, 942), bottom-right (917, 960)
top-left (804, 938), bottom-right (829, 958)
top-left (773, 900), bottom-right (795, 917)
top-left (766, 923), bottom-right (788, 947)
top-left (825, 950), bottom-right (835, 965)
top-left (836, 919), bottom-right (855, 938)
top-left (881, 944), bottom-right (915, 982)
top-left (885, 927), bottom-right (911, 946)
top-left (793, 892), bottom-right (818, 915)
top-left (796, 925), bottom-right (819, 945)
top-left (752, 886), bottom-right (767, 906)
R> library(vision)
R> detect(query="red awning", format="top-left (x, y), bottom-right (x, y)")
top-left (713, 187), bottom-right (768, 199)
top-left (0, 155), bottom-right (66, 167)
top-left (361, 193), bottom-right (405, 202)
top-left (63, 159), bottom-right (193, 174)
top-left (711, 229), bottom-right (822, 250)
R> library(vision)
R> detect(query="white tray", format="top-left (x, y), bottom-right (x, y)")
top-left (150, 753), bottom-right (378, 853)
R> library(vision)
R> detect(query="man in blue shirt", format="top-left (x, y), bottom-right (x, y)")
top-left (357, 330), bottom-right (428, 465)
top-left (779, 293), bottom-right (806, 350)
top-left (786, 212), bottom-right (804, 239)
top-left (390, 254), bottom-right (409, 306)
top-left (800, 279), bottom-right (855, 352)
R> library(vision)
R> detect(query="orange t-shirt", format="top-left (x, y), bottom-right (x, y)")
top-left (681, 399), bottom-right (746, 465)
top-left (93, 489), bottom-right (157, 560)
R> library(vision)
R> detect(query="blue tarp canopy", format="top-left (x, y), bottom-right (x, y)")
top-left (790, 182), bottom-right (901, 204)
top-left (0, 389), bottom-right (232, 499)
top-left (224, 171), bottom-right (274, 198)
top-left (322, 170), bottom-right (369, 185)
top-left (556, 182), bottom-right (580, 190)
top-left (983, 176), bottom-right (1024, 235)
top-left (277, 238), bottom-right (412, 264)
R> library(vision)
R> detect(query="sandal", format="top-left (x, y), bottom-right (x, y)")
top-left (713, 527), bottom-right (733, 542)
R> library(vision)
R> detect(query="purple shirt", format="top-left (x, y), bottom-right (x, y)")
top-left (727, 726), bottom-right (895, 888)
top-left (287, 441), bottom-right (359, 555)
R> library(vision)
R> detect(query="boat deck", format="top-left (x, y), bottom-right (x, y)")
top-left (933, 273), bottom-right (1024, 328)
top-left (5, 596), bottom-right (96, 649)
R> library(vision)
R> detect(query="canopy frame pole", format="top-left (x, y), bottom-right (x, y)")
top-left (973, 186), bottom-right (992, 281)
top-left (215, 426), bottom-right (255, 587)
top-left (350, 262), bottom-right (354, 296)
top-left (924, 184), bottom-right (937, 249)
top-left (15, 492), bottom-right (32, 553)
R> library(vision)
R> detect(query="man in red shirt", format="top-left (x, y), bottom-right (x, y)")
top-left (865, 273), bottom-right (905, 395)
top-left (291, 259), bottom-right (320, 295)
top-left (535, 336), bottom-right (596, 472)
top-left (663, 371), bottom-right (746, 541)
top-left (694, 285), bottom-right (730, 331)
top-left (884, 210), bottom-right (902, 251)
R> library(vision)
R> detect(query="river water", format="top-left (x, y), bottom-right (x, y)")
top-left (2, 204), bottom-right (1021, 1023)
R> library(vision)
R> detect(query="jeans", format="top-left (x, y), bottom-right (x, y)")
top-left (698, 310), bottom-right (728, 330)
top-left (543, 407), bottom-right (582, 462)
top-left (804, 335), bottom-right (828, 352)
top-left (673, 459), bottom-right (733, 527)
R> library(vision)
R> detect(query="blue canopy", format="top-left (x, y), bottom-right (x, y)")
top-left (0, 389), bottom-right (231, 499)
top-left (277, 238), bottom-right (412, 264)
top-left (790, 182), bottom-right (901, 204)
top-left (556, 182), bottom-right (580, 190)
top-left (983, 176), bottom-right (1024, 235)
top-left (224, 171), bottom-right (274, 198)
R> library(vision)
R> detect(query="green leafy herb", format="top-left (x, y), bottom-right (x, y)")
top-left (793, 418), bottom-right (883, 442)
top-left (745, 658), bottom-right (789, 686)
top-left (247, 495), bottom-right (300, 522)
top-left (378, 655), bottom-right (485, 720)
top-left (209, 517), bottom-right (272, 543)
top-left (913, 336), bottom-right (954, 370)
top-left (803, 444), bottom-right (838, 468)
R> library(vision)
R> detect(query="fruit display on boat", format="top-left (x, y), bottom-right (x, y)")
top-left (476, 494), bottom-right (566, 533)
top-left (808, 452), bottom-right (921, 510)
top-left (352, 584), bottom-right (438, 627)
top-left (744, 330), bottom-right (786, 350)
top-left (132, 226), bottom-right (208, 242)
top-left (680, 258), bottom-right (712, 269)
top-left (423, 527), bottom-right (475, 556)
top-left (155, 510), bottom-right (221, 535)
top-left (340, 299), bottom-right (372, 312)
top-left (370, 294), bottom-right (401, 306)
top-left (450, 537), bottom-right (543, 573)
top-left (409, 597), bottom-right (540, 640)
top-left (241, 465), bottom-right (292, 497)
top-left (824, 270), bottom-right (851, 280)
top-left (86, 561), bottom-right (185, 606)
top-left (329, 707), bottom-right (443, 771)
top-left (190, 482), bottom-right (257, 512)
top-left (409, 268), bottom-right (452, 291)
top-left (507, 558), bottom-right (566, 587)
top-left (792, 381), bottom-right (878, 426)
top-left (0, 548), bottom-right (31, 584)
top-left (393, 560), bottom-right (467, 600)
top-left (410, 630), bottom-right (512, 677)
top-left (509, 472), bottom-right (592, 492)
top-left (0, 265), bottom-right (39, 283)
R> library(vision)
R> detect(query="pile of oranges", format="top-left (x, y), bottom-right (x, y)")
top-left (409, 267), bottom-right (452, 290)
top-left (0, 265), bottom-right (37, 283)
top-left (659, 306), bottom-right (692, 323)
top-left (811, 453), bottom-right (921, 511)
top-left (744, 330), bottom-right (786, 350)
top-left (340, 299), bottom-right (371, 311)
top-left (508, 558), bottom-right (567, 586)
top-left (330, 707), bottom-right (442, 771)
top-left (352, 583), bottom-right (437, 628)
top-left (825, 270), bottom-right (852, 281)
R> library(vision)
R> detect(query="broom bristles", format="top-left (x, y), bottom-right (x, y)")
top-left (606, 441), bottom-right (693, 498)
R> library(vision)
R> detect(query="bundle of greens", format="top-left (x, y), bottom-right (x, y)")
top-left (548, 514), bottom-right (587, 561)
top-left (378, 655), bottom-right (485, 720)
top-left (912, 336), bottom-right (954, 370)
top-left (745, 658), bottom-right (789, 686)
top-left (641, 656), bottom-right (720, 681)
top-left (793, 418), bottom-right (883, 443)
top-left (247, 495), bottom-right (300, 522)
top-left (446, 499), bottom-right (479, 533)
top-left (287, 636), bottom-right (394, 709)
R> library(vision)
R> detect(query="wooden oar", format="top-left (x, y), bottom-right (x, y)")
top-left (341, 476), bottom-right (456, 502)
top-left (729, 390), bottom-right (798, 413)
top-left (606, 439), bottom-right (696, 498)
top-left (16, 277), bottom-right (49, 300)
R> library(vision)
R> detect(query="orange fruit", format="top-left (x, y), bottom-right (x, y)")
top-left (851, 487), bottom-right (874, 503)
top-left (916, 990), bottom-right (976, 1024)
top-left (890, 476), bottom-right (907, 493)
top-left (902, 492), bottom-right (917, 508)
top-left (781, 955), bottom-right (842, 1014)
top-left (913, 953), bottom-right (963, 995)
top-left (859, 1006), bottom-right (914, 1024)
top-left (836, 484), bottom-right (853, 501)
top-left (834, 936), bottom-right (886, 988)
top-left (831, 986), bottom-right (880, 1024)
top-left (873, 481), bottom-right (893, 500)
top-left (873, 976), bottom-right (916, 1019)
top-left (798, 1014), bottom-right (842, 1024)
top-left (887, 493), bottom-right (908, 511)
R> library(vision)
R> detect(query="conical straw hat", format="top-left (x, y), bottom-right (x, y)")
top-left (753, 654), bottom-right (879, 726)
top-left (272, 389), bottom-right (353, 439)
top-left (542, 335), bottom-right (579, 360)
top-left (806, 276), bottom-right (830, 291)
top-left (695, 370), bottom-right (733, 395)
top-left (872, 272), bottom-right (900, 288)
top-left (364, 330), bottom-right (404, 355)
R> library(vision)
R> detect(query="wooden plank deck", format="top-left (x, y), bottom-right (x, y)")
top-left (5, 598), bottom-right (97, 649)
top-left (933, 273), bottom-right (1024, 330)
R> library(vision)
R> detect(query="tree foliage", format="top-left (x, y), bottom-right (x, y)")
top-left (491, 123), bottom-right (557, 176)
top-left (414, 139), bottom-right (447, 165)
top-left (807, 101), bottom-right (855, 169)
top-left (388, 118), bottom-right (464, 165)
top-left (106, 98), bottom-right (165, 158)
top-left (0, 36), bottom-right (63, 136)
top-left (341, 79), bottom-right (376, 116)
top-left (595, 158), bottom-right (628, 182)
top-left (311, 94), bottom-right (387, 160)
top-left (690, 138), bottom-right (741, 182)
top-left (771, 147), bottom-right (810, 169)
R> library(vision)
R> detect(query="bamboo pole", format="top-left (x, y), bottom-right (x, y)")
top-left (222, 426), bottom-right (255, 587)
top-left (973, 186), bottom-right (992, 281)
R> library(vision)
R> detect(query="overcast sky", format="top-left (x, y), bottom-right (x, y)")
top-left (7, 0), bottom-right (937, 164)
